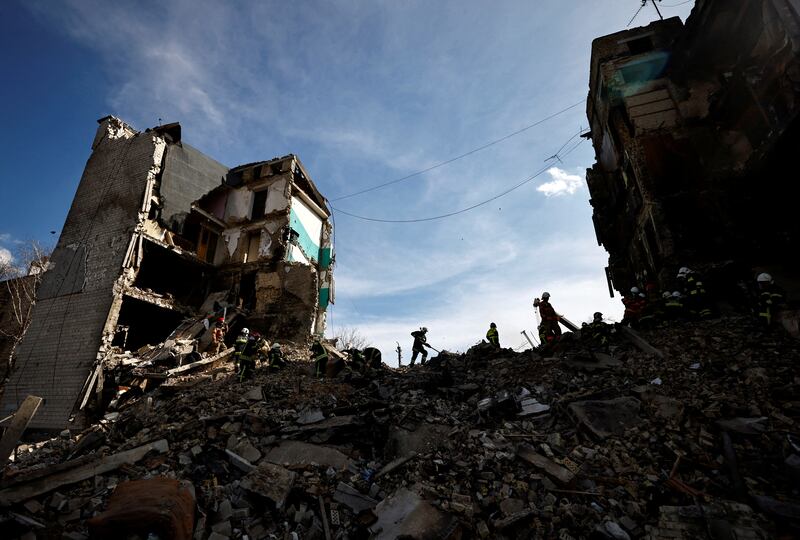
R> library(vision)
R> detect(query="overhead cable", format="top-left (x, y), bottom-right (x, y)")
top-left (330, 138), bottom-right (587, 224)
top-left (331, 99), bottom-right (586, 202)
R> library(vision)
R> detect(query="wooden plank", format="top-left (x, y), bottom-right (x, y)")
top-left (166, 348), bottom-right (232, 375)
top-left (629, 99), bottom-right (675, 117)
top-left (618, 325), bottom-right (664, 358)
top-left (0, 395), bottom-right (43, 464)
top-left (0, 439), bottom-right (168, 505)
top-left (79, 365), bottom-right (101, 410)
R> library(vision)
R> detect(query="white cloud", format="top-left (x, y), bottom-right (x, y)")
top-left (0, 247), bottom-right (14, 266)
top-left (537, 167), bottom-right (585, 197)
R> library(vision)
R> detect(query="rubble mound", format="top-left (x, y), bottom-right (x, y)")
top-left (2, 316), bottom-right (800, 539)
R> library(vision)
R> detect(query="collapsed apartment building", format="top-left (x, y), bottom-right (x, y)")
top-left (0, 116), bottom-right (334, 431)
top-left (585, 0), bottom-right (800, 295)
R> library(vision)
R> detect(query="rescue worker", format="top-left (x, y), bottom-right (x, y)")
top-left (348, 348), bottom-right (365, 371)
top-left (310, 338), bottom-right (329, 377)
top-left (587, 312), bottom-right (613, 350)
top-left (756, 272), bottom-right (785, 327)
top-left (679, 267), bottom-right (712, 318)
top-left (238, 331), bottom-right (261, 381)
top-left (536, 292), bottom-right (562, 343)
top-left (233, 328), bottom-right (249, 368)
top-left (267, 343), bottom-right (286, 370)
top-left (410, 327), bottom-right (430, 366)
top-left (486, 323), bottom-right (500, 348)
top-left (211, 318), bottom-right (227, 355)
top-left (638, 291), bottom-right (658, 328)
top-left (664, 291), bottom-right (684, 320)
top-left (363, 347), bottom-right (382, 370)
top-left (621, 287), bottom-right (645, 327)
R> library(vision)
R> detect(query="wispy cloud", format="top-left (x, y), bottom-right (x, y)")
top-left (0, 246), bottom-right (13, 266)
top-left (537, 167), bottom-right (585, 197)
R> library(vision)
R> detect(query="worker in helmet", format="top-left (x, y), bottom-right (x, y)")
top-left (679, 267), bottom-right (712, 319)
top-left (486, 322), bottom-right (500, 348)
top-left (237, 331), bottom-right (262, 381)
top-left (586, 312), bottom-right (613, 350)
top-left (621, 287), bottom-right (645, 327)
top-left (212, 318), bottom-right (228, 355)
top-left (534, 292), bottom-right (562, 344)
top-left (267, 343), bottom-right (286, 371)
top-left (664, 291), bottom-right (685, 320)
top-left (310, 337), bottom-right (329, 377)
top-left (233, 327), bottom-right (250, 368)
top-left (410, 327), bottom-right (430, 366)
top-left (756, 272), bottom-right (785, 327)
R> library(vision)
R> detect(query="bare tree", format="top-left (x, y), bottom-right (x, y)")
top-left (0, 240), bottom-right (51, 372)
top-left (332, 326), bottom-right (371, 351)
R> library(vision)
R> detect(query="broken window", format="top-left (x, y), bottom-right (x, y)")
top-left (619, 57), bottom-right (666, 84)
top-left (196, 227), bottom-right (218, 264)
top-left (244, 232), bottom-right (260, 263)
top-left (116, 296), bottom-right (185, 351)
top-left (626, 36), bottom-right (654, 55)
top-left (251, 190), bottom-right (268, 220)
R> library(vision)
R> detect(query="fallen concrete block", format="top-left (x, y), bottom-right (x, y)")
top-left (567, 397), bottom-right (642, 440)
top-left (264, 441), bottom-right (352, 470)
top-left (87, 478), bottom-right (195, 540)
top-left (225, 449), bottom-right (255, 473)
top-left (0, 439), bottom-right (169, 505)
top-left (240, 462), bottom-right (296, 510)
top-left (516, 444), bottom-right (575, 485)
top-left (333, 482), bottom-right (378, 514)
top-left (369, 487), bottom-right (459, 540)
top-left (0, 395), bottom-right (43, 464)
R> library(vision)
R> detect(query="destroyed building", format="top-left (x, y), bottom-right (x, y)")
top-left (585, 0), bottom-right (800, 295)
top-left (0, 116), bottom-right (334, 432)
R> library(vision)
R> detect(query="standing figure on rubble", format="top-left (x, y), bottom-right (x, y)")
top-left (621, 287), bottom-right (645, 327)
top-left (233, 327), bottom-right (249, 368)
top-left (756, 272), bottom-right (785, 327)
top-left (410, 327), bottom-right (430, 366)
top-left (678, 267), bottom-right (712, 319)
top-left (535, 292), bottom-right (562, 344)
top-left (212, 318), bottom-right (227, 355)
top-left (267, 343), bottom-right (287, 371)
top-left (663, 291), bottom-right (685, 320)
top-left (310, 337), bottom-right (329, 377)
top-left (237, 331), bottom-right (262, 381)
top-left (587, 312), bottom-right (613, 350)
top-left (486, 322), bottom-right (500, 348)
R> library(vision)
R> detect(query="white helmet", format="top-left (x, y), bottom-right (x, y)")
top-left (630, 287), bottom-right (640, 294)
top-left (662, 291), bottom-right (671, 299)
top-left (241, 328), bottom-right (250, 335)
top-left (757, 272), bottom-right (773, 283)
top-left (421, 327), bottom-right (428, 332)
top-left (639, 293), bottom-right (646, 298)
top-left (271, 343), bottom-right (281, 350)
top-left (671, 291), bottom-right (682, 298)
top-left (678, 267), bottom-right (691, 276)
top-left (541, 292), bottom-right (551, 299)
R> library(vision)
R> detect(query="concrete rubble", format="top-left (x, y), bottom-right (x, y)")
top-left (0, 314), bottom-right (798, 538)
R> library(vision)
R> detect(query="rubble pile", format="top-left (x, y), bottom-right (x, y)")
top-left (2, 316), bottom-right (799, 539)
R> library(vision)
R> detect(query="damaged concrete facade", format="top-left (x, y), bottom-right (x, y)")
top-left (1, 116), bottom-right (334, 431)
top-left (585, 0), bottom-right (800, 294)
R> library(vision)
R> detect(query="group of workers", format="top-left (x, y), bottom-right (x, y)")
top-left (208, 265), bottom-right (786, 380)
top-left (208, 319), bottom-right (287, 381)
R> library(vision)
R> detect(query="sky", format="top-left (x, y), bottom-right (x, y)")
top-left (0, 0), bottom-right (695, 362)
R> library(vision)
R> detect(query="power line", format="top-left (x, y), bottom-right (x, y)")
top-left (627, 2), bottom-right (647, 26)
top-left (331, 99), bottom-right (586, 202)
top-left (330, 137), bottom-right (587, 224)
top-left (659, 0), bottom-right (692, 6)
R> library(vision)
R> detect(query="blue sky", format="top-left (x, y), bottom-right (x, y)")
top-left (0, 1), bottom-right (694, 360)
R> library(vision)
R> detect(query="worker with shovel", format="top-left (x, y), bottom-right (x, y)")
top-left (410, 327), bottom-right (433, 366)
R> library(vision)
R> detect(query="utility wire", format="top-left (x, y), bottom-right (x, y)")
top-left (330, 137), bottom-right (586, 224)
top-left (627, 2), bottom-right (647, 26)
top-left (659, 0), bottom-right (692, 6)
top-left (331, 99), bottom-right (585, 202)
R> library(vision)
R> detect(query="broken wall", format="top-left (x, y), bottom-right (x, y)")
top-left (585, 1), bottom-right (800, 293)
top-left (0, 117), bottom-right (165, 430)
